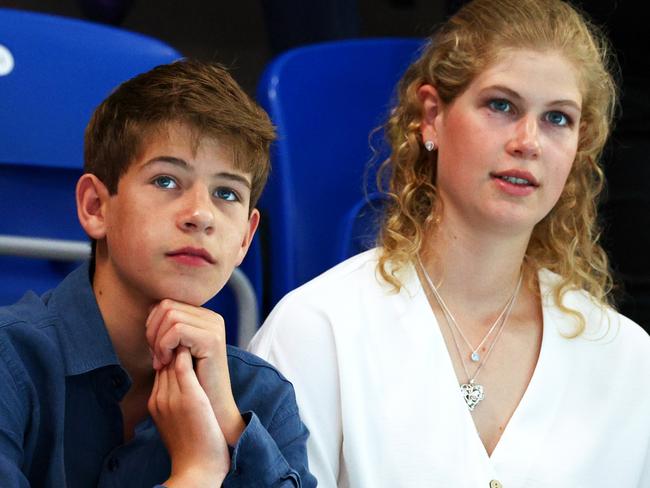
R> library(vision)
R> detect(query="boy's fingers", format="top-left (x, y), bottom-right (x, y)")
top-left (149, 346), bottom-right (162, 371)
top-left (150, 309), bottom-right (202, 360)
top-left (147, 302), bottom-right (226, 369)
top-left (148, 302), bottom-right (223, 345)
top-left (166, 353), bottom-right (181, 398)
top-left (155, 325), bottom-right (184, 365)
top-left (175, 347), bottom-right (200, 393)
top-left (175, 346), bottom-right (192, 371)
top-left (157, 366), bottom-right (170, 412)
top-left (157, 325), bottom-right (217, 365)
top-left (148, 369), bottom-right (161, 415)
top-left (145, 302), bottom-right (167, 348)
top-left (157, 299), bottom-right (206, 318)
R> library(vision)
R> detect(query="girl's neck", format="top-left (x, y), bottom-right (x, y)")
top-left (420, 220), bottom-right (531, 314)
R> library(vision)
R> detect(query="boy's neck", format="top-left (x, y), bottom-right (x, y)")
top-left (92, 262), bottom-right (155, 386)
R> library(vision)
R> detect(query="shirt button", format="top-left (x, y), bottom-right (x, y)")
top-left (107, 457), bottom-right (119, 472)
top-left (489, 480), bottom-right (502, 488)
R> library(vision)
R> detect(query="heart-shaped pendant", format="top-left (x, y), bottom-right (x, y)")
top-left (460, 382), bottom-right (485, 411)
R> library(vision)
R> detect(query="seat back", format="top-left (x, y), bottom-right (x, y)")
top-left (0, 8), bottom-right (259, 345)
top-left (256, 38), bottom-right (423, 309)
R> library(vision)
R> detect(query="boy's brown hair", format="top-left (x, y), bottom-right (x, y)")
top-left (84, 59), bottom-right (275, 209)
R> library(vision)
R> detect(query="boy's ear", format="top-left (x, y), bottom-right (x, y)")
top-left (235, 208), bottom-right (261, 267)
top-left (76, 174), bottom-right (111, 240)
top-left (417, 84), bottom-right (442, 146)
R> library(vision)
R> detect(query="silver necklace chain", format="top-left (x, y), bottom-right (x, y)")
top-left (417, 256), bottom-right (523, 411)
top-left (417, 255), bottom-right (518, 363)
top-left (445, 276), bottom-right (520, 383)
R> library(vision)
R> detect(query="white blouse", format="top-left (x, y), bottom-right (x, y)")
top-left (249, 249), bottom-right (650, 487)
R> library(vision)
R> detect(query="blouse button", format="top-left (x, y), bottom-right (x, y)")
top-left (489, 480), bottom-right (502, 488)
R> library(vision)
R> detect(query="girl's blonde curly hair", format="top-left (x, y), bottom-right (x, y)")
top-left (377, 0), bottom-right (618, 335)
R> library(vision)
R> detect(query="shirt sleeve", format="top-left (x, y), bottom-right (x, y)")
top-left (0, 346), bottom-right (31, 487)
top-left (249, 293), bottom-right (342, 488)
top-left (225, 407), bottom-right (316, 487)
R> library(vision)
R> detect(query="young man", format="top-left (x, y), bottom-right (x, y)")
top-left (0, 60), bottom-right (316, 487)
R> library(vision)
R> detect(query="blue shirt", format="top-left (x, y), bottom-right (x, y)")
top-left (0, 264), bottom-right (316, 487)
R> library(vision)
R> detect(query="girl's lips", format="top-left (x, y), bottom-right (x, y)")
top-left (490, 170), bottom-right (539, 187)
top-left (491, 173), bottom-right (538, 196)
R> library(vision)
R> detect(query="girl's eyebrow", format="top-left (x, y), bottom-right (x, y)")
top-left (479, 84), bottom-right (582, 112)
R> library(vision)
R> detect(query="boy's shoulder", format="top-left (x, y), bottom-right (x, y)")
top-left (0, 263), bottom-right (92, 336)
top-left (226, 345), bottom-right (300, 420)
top-left (0, 290), bottom-right (60, 358)
top-left (0, 290), bottom-right (53, 328)
top-left (0, 290), bottom-right (68, 422)
top-left (0, 264), bottom-right (117, 379)
top-left (226, 344), bottom-right (293, 385)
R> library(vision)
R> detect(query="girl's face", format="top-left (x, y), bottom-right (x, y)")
top-left (420, 49), bottom-right (582, 239)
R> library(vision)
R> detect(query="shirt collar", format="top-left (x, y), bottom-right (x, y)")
top-left (46, 262), bottom-right (121, 376)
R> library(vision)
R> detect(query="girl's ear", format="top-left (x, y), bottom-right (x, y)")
top-left (417, 84), bottom-right (443, 146)
top-left (76, 174), bottom-right (111, 240)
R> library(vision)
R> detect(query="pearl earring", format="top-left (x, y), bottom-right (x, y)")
top-left (424, 140), bottom-right (436, 152)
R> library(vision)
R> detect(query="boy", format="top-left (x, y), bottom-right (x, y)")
top-left (0, 60), bottom-right (316, 487)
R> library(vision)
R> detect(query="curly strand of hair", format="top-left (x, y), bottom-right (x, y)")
top-left (528, 151), bottom-right (613, 336)
top-left (377, 111), bottom-right (438, 289)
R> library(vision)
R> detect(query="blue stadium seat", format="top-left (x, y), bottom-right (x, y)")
top-left (0, 8), bottom-right (259, 345)
top-left (256, 38), bottom-right (423, 310)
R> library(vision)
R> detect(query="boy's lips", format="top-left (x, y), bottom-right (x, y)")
top-left (166, 247), bottom-right (216, 265)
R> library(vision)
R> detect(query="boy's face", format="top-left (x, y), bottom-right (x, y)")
top-left (96, 123), bottom-right (259, 306)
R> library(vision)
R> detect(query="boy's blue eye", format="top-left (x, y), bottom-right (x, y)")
top-left (214, 187), bottom-right (238, 202)
top-left (545, 111), bottom-right (570, 127)
top-left (489, 99), bottom-right (512, 113)
top-left (153, 176), bottom-right (177, 189)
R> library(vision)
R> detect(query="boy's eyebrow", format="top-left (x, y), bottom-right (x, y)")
top-left (143, 156), bottom-right (190, 170)
top-left (142, 156), bottom-right (251, 188)
top-left (218, 172), bottom-right (252, 189)
top-left (482, 85), bottom-right (582, 111)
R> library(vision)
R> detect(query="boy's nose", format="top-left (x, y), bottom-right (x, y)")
top-left (506, 115), bottom-right (541, 160)
top-left (178, 189), bottom-right (215, 233)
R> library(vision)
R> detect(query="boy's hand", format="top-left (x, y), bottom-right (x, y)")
top-left (148, 347), bottom-right (229, 487)
top-left (146, 299), bottom-right (246, 445)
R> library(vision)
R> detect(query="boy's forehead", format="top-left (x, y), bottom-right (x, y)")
top-left (139, 122), bottom-right (226, 155)
top-left (133, 122), bottom-right (250, 176)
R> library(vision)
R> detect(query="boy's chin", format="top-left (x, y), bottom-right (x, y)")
top-left (149, 272), bottom-right (228, 305)
top-left (153, 287), bottom-right (219, 307)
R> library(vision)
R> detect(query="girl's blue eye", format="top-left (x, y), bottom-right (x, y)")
top-left (489, 99), bottom-right (512, 113)
top-left (215, 187), bottom-right (238, 202)
top-left (545, 111), bottom-right (570, 127)
top-left (153, 176), bottom-right (177, 189)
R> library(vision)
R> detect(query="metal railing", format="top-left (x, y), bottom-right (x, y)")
top-left (0, 234), bottom-right (259, 347)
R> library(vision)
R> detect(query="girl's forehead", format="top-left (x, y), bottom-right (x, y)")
top-left (469, 49), bottom-right (583, 104)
